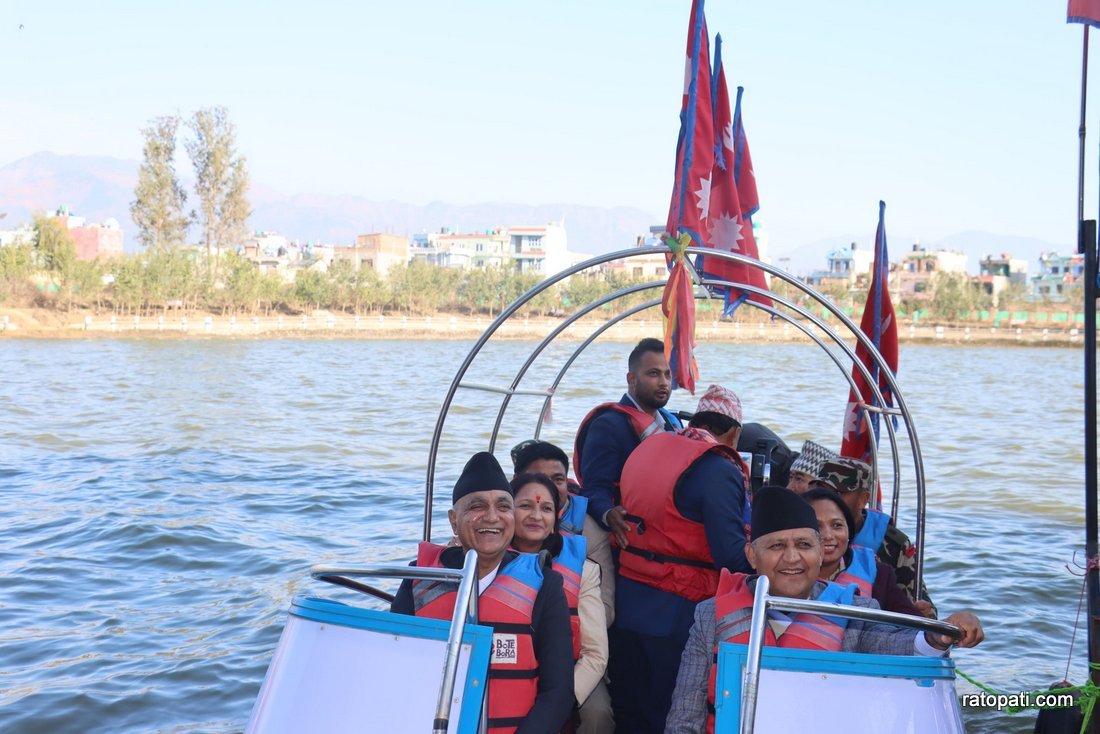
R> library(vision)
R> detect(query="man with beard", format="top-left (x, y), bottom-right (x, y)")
top-left (573, 338), bottom-right (681, 549)
top-left (572, 338), bottom-right (682, 731)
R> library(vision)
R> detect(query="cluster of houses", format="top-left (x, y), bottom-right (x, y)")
top-left (0, 206), bottom-right (1086, 305)
top-left (239, 222), bottom-right (578, 283)
top-left (0, 206), bottom-right (123, 259)
top-left (808, 241), bottom-right (1083, 306)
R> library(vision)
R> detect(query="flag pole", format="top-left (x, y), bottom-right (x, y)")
top-left (1076, 21), bottom-right (1100, 709)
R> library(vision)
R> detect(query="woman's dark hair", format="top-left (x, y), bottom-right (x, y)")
top-left (509, 472), bottom-right (563, 556)
top-left (802, 487), bottom-right (856, 566)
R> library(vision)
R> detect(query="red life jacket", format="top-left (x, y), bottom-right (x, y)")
top-left (617, 430), bottom-right (749, 601)
top-left (834, 545), bottom-right (878, 598)
top-left (705, 570), bottom-right (856, 733)
top-left (552, 533), bottom-right (587, 660)
top-left (573, 402), bottom-right (666, 488)
top-left (412, 543), bottom-right (544, 734)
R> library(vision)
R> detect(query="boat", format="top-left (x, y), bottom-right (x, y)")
top-left (242, 244), bottom-right (973, 733)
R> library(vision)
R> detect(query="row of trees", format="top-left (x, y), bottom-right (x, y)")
top-left (0, 235), bottom-right (665, 317)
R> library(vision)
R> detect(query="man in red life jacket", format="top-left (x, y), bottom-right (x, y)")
top-left (511, 439), bottom-right (614, 734)
top-left (610, 384), bottom-right (753, 733)
top-left (573, 337), bottom-right (682, 550)
top-left (665, 487), bottom-right (984, 734)
top-left (390, 452), bottom-right (574, 734)
top-left (812, 458), bottom-right (936, 617)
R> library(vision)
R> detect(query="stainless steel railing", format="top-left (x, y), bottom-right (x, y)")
top-left (739, 575), bottom-right (962, 734)
top-left (312, 549), bottom-right (485, 734)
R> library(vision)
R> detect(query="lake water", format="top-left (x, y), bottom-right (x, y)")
top-left (0, 336), bottom-right (1090, 732)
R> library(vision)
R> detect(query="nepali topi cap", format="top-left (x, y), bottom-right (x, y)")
top-left (453, 451), bottom-right (513, 505)
top-left (695, 384), bottom-right (743, 425)
top-left (789, 440), bottom-right (840, 478)
top-left (750, 485), bottom-right (819, 540)
top-left (812, 457), bottom-right (873, 495)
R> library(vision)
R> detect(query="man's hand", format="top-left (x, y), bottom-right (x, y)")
top-left (606, 505), bottom-right (632, 549)
top-left (924, 611), bottom-right (984, 650)
top-left (913, 599), bottom-right (936, 619)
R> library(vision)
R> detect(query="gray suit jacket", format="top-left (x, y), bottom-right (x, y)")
top-left (664, 578), bottom-right (925, 734)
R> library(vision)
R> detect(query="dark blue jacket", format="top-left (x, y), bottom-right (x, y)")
top-left (615, 450), bottom-right (751, 640)
top-left (577, 394), bottom-right (679, 527)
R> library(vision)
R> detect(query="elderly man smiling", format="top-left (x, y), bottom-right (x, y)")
top-left (664, 486), bottom-right (983, 734)
top-left (390, 452), bottom-right (574, 734)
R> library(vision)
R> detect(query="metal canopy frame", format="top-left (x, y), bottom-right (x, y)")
top-left (422, 246), bottom-right (927, 592)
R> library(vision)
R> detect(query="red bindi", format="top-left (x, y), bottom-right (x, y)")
top-left (535, 494), bottom-right (542, 503)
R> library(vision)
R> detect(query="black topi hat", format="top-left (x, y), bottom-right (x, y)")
top-left (452, 451), bottom-right (513, 505)
top-left (750, 485), bottom-right (819, 540)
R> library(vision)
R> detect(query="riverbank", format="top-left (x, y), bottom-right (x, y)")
top-left (0, 306), bottom-right (1089, 347)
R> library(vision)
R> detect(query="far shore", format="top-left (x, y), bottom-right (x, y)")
top-left (0, 307), bottom-right (1091, 349)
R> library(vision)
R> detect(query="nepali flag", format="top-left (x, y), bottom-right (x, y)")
top-left (1069, 0), bottom-right (1100, 26)
top-left (702, 34), bottom-right (772, 309)
top-left (840, 201), bottom-right (898, 465)
top-left (665, 0), bottom-right (715, 247)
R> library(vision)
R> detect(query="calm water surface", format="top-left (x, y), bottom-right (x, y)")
top-left (0, 337), bottom-right (1090, 732)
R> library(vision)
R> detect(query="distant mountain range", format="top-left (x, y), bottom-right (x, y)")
top-left (0, 152), bottom-right (1069, 273)
top-left (0, 152), bottom-right (657, 256)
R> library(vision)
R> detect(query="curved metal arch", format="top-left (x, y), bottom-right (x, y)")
top-left (422, 248), bottom-right (659, 539)
top-left (422, 245), bottom-right (926, 592)
top-left (524, 278), bottom-right (903, 522)
top-left (686, 246), bottom-right (926, 526)
top-left (693, 275), bottom-right (904, 523)
top-left (485, 279), bottom-right (666, 454)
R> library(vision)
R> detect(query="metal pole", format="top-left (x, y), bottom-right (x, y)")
top-left (432, 550), bottom-right (480, 734)
top-left (1084, 216), bottom-right (1100, 707)
top-left (1081, 26), bottom-right (1090, 225)
top-left (739, 575), bottom-right (770, 734)
top-left (1076, 27), bottom-right (1100, 724)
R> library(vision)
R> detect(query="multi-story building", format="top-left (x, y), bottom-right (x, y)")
top-left (508, 223), bottom-right (569, 275)
top-left (1032, 251), bottom-right (1084, 301)
top-left (353, 233), bottom-right (411, 277)
top-left (49, 206), bottom-right (124, 260)
top-left (894, 244), bottom-right (968, 301)
top-left (807, 242), bottom-right (874, 289)
top-left (976, 254), bottom-right (1029, 305)
top-left (409, 223), bottom-right (570, 274)
top-left (412, 230), bottom-right (509, 270)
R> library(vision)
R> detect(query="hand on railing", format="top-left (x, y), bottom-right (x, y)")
top-left (926, 611), bottom-right (984, 650)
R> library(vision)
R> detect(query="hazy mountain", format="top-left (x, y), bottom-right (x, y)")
top-left (0, 152), bottom-right (657, 255)
top-left (0, 153), bottom-right (1067, 272)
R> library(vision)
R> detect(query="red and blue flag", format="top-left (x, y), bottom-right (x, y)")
top-left (841, 201), bottom-right (898, 465)
top-left (702, 34), bottom-right (772, 309)
top-left (1068, 0), bottom-right (1100, 26)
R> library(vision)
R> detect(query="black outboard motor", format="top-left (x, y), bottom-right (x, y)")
top-left (737, 423), bottom-right (795, 494)
top-left (675, 413), bottom-right (795, 495)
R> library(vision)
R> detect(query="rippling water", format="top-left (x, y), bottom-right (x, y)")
top-left (0, 337), bottom-right (1090, 732)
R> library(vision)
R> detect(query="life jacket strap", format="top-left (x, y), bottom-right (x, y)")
top-left (620, 545), bottom-right (715, 569)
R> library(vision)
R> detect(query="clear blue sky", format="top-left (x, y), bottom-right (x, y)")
top-left (0, 0), bottom-right (1094, 255)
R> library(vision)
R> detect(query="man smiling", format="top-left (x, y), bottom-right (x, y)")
top-left (665, 486), bottom-right (984, 734)
top-left (390, 452), bottom-right (573, 734)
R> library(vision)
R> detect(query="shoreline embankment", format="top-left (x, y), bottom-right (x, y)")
top-left (0, 307), bottom-right (1090, 348)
